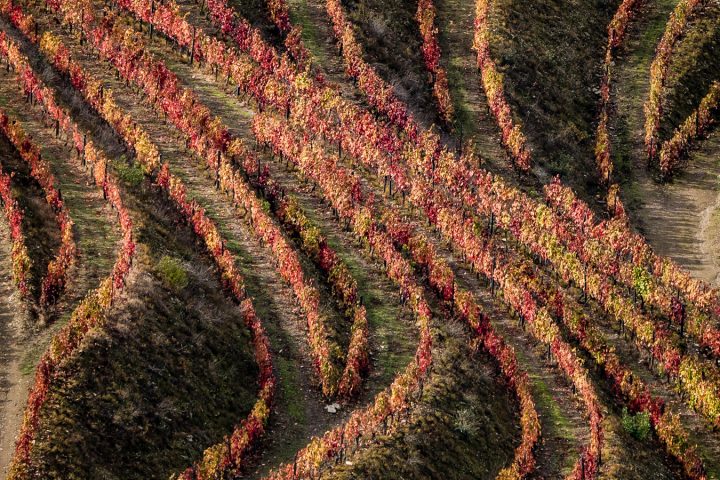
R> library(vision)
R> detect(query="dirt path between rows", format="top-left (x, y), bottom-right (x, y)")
top-left (636, 132), bottom-right (720, 286)
top-left (0, 222), bottom-right (33, 475)
top-left (435, 0), bottom-right (509, 174)
top-left (613, 0), bottom-right (720, 285)
top-left (0, 29), bottom-right (121, 470)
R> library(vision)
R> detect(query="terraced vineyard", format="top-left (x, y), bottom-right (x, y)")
top-left (0, 0), bottom-right (719, 478)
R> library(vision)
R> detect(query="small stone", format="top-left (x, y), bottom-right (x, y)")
top-left (325, 402), bottom-right (341, 413)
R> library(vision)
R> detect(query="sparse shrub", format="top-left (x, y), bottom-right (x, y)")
top-left (156, 255), bottom-right (188, 290)
top-left (454, 407), bottom-right (480, 437)
top-left (622, 407), bottom-right (651, 441)
top-left (261, 198), bottom-right (272, 214)
top-left (114, 160), bottom-right (145, 187)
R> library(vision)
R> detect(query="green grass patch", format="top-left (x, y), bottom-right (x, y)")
top-left (287, 0), bottom-right (329, 64)
top-left (512, 346), bottom-right (575, 473)
top-left (276, 356), bottom-right (306, 424)
top-left (20, 340), bottom-right (48, 376)
top-left (446, 57), bottom-right (474, 136)
top-left (317, 225), bottom-right (413, 386)
top-left (528, 372), bottom-right (573, 438)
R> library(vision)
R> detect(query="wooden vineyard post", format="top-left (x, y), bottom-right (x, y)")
top-left (190, 26), bottom-right (196, 66)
